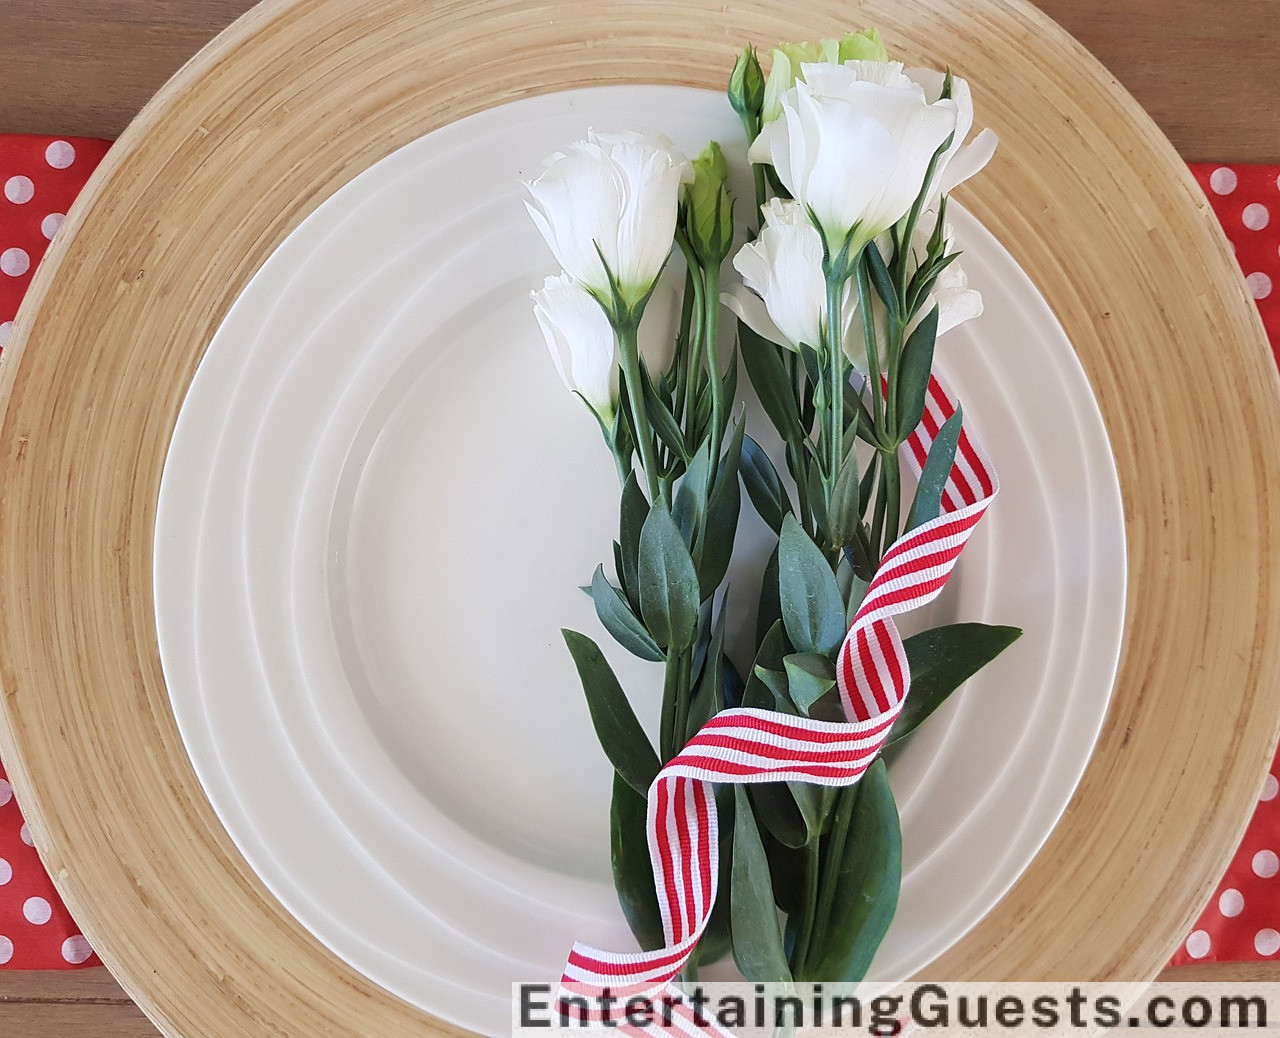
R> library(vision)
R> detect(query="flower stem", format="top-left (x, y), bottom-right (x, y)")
top-left (823, 274), bottom-right (847, 523)
top-left (672, 649), bottom-right (692, 756)
top-left (802, 782), bottom-right (857, 977)
top-left (675, 235), bottom-right (707, 434)
top-left (702, 261), bottom-right (725, 480)
top-left (855, 260), bottom-right (884, 444)
top-left (881, 449), bottom-right (901, 558)
top-left (790, 839), bottom-right (822, 976)
top-left (618, 321), bottom-right (663, 504)
top-left (672, 266), bottom-right (697, 426)
top-left (870, 464), bottom-right (890, 564)
top-left (660, 650), bottom-right (681, 761)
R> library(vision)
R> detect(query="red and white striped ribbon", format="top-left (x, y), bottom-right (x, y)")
top-left (560, 374), bottom-right (997, 1025)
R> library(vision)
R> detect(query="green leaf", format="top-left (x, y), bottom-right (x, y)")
top-left (784, 653), bottom-right (837, 712)
top-left (748, 781), bottom-right (808, 849)
top-left (753, 665), bottom-right (796, 714)
top-left (690, 597), bottom-right (714, 680)
top-left (804, 759), bottom-right (901, 982)
top-left (731, 785), bottom-right (794, 982)
top-left (637, 504), bottom-right (701, 652)
top-left (756, 546), bottom-right (783, 647)
top-left (827, 438), bottom-right (863, 550)
top-left (640, 362), bottom-right (689, 463)
top-left (716, 407), bottom-right (747, 501)
top-left (610, 772), bottom-right (665, 951)
top-left (760, 823), bottom-right (806, 914)
top-left (805, 462), bottom-right (829, 544)
top-left (563, 631), bottom-right (661, 795)
top-left (845, 525), bottom-right (877, 584)
top-left (797, 343), bottom-right (821, 389)
top-left (740, 436), bottom-right (792, 533)
top-left (698, 464), bottom-right (741, 598)
top-left (864, 242), bottom-right (900, 325)
top-left (859, 457), bottom-right (878, 516)
top-left (723, 655), bottom-right (745, 709)
top-left (752, 619), bottom-right (791, 675)
top-left (739, 321), bottom-right (805, 444)
top-left (719, 343), bottom-right (740, 432)
top-left (895, 305), bottom-right (939, 441)
top-left (675, 438), bottom-right (713, 537)
top-left (889, 623), bottom-right (1023, 745)
top-left (686, 601), bottom-right (729, 742)
top-left (777, 514), bottom-right (845, 657)
top-left (905, 406), bottom-right (962, 532)
top-left (619, 473), bottom-right (649, 612)
top-left (611, 541), bottom-right (629, 602)
top-left (694, 786), bottom-right (734, 968)
top-left (588, 566), bottom-right (664, 663)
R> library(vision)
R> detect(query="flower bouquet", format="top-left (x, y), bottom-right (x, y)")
top-left (525, 30), bottom-right (1021, 998)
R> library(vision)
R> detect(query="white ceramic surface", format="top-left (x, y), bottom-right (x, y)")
top-left (154, 86), bottom-right (1126, 1036)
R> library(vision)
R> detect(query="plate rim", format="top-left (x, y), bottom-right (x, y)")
top-left (1, 0), bottom-right (1278, 1034)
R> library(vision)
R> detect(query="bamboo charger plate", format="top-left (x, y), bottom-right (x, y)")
top-left (1, 0), bottom-right (1278, 1033)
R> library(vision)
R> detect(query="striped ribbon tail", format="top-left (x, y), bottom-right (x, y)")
top-left (560, 374), bottom-right (998, 1024)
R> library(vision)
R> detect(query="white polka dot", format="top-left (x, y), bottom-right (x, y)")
top-left (1210, 167), bottom-right (1238, 195)
top-left (0, 321), bottom-right (11, 348)
top-left (45, 140), bottom-right (75, 170)
top-left (61, 934), bottom-right (93, 964)
top-left (1257, 928), bottom-right (1280, 956)
top-left (3, 175), bottom-right (34, 204)
top-left (1275, 172), bottom-right (1280, 194)
top-left (20, 823), bottom-right (33, 847)
top-left (0, 858), bottom-right (10, 886)
top-left (1243, 203), bottom-right (1271, 231)
top-left (0, 778), bottom-right (11, 806)
top-left (23, 896), bottom-right (52, 925)
top-left (1220, 888), bottom-right (1245, 917)
top-left (0, 936), bottom-right (12, 965)
top-left (41, 212), bottom-right (65, 240)
top-left (0, 247), bottom-right (30, 277)
top-left (1248, 272), bottom-right (1273, 301)
top-left (1185, 929), bottom-right (1212, 958)
top-left (1264, 775), bottom-right (1278, 802)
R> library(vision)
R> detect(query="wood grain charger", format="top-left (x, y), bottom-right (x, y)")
top-left (0, 0), bottom-right (1277, 1034)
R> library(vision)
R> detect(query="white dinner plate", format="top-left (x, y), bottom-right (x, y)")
top-left (154, 85), bottom-right (1126, 1036)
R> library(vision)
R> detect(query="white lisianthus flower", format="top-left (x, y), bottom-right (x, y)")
top-left (749, 61), bottom-right (958, 255)
top-left (904, 68), bottom-right (998, 200)
top-left (531, 274), bottom-right (620, 424)
top-left (722, 198), bottom-right (856, 356)
top-left (525, 131), bottom-right (693, 315)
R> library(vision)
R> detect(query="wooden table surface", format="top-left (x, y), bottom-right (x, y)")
top-left (0, 0), bottom-right (1275, 1035)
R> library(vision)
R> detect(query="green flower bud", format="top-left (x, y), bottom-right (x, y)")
top-left (762, 29), bottom-right (890, 122)
top-left (685, 141), bottom-right (735, 265)
top-left (837, 28), bottom-right (888, 64)
top-left (727, 46), bottom-right (765, 122)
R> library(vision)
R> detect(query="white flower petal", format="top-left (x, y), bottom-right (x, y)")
top-left (731, 198), bottom-right (829, 351)
top-left (531, 274), bottom-right (620, 419)
top-left (721, 284), bottom-right (792, 351)
top-left (526, 131), bottom-right (689, 305)
top-left (752, 61), bottom-right (958, 249)
top-left (941, 127), bottom-right (999, 194)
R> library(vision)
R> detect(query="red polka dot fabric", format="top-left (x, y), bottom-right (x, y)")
top-left (1167, 164), bottom-right (1280, 966)
top-left (3, 137), bottom-right (1280, 970)
top-left (2, 135), bottom-right (112, 968)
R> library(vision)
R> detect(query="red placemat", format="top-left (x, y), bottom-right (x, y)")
top-left (2, 135), bottom-right (1279, 971)
top-left (1169, 165), bottom-right (1280, 964)
top-left (1, 134), bottom-right (111, 969)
